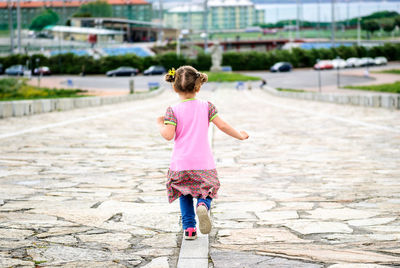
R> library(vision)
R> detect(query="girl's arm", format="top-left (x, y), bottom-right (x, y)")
top-left (212, 116), bottom-right (249, 140)
top-left (157, 116), bottom-right (176, 141)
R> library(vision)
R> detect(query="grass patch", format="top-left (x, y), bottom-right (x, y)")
top-left (375, 69), bottom-right (400, 75)
top-left (34, 260), bottom-right (47, 265)
top-left (344, 81), bottom-right (400, 94)
top-left (205, 72), bottom-right (261, 82)
top-left (276, 88), bottom-right (305, 93)
top-left (0, 78), bottom-right (87, 101)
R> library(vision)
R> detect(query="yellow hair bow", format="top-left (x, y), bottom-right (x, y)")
top-left (168, 68), bottom-right (176, 77)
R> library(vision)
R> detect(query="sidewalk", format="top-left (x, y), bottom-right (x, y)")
top-left (0, 86), bottom-right (399, 267)
top-left (209, 86), bottom-right (400, 267)
top-left (307, 68), bottom-right (399, 94)
top-left (0, 91), bottom-right (183, 267)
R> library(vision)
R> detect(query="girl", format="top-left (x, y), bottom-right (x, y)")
top-left (157, 65), bottom-right (249, 240)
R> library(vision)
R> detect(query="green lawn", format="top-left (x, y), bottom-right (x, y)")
top-left (0, 78), bottom-right (87, 101)
top-left (195, 29), bottom-right (396, 41)
top-left (205, 72), bottom-right (261, 82)
top-left (276, 88), bottom-right (305, 93)
top-left (376, 69), bottom-right (400, 75)
top-left (344, 81), bottom-right (400, 94)
top-left (0, 30), bottom-right (9, 37)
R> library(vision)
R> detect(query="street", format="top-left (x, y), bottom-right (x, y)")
top-left (4, 62), bottom-right (399, 94)
top-left (0, 86), bottom-right (399, 267)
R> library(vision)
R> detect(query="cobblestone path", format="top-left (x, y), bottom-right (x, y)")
top-left (0, 87), bottom-right (399, 267)
top-left (210, 87), bottom-right (400, 267)
top-left (0, 92), bottom-right (185, 267)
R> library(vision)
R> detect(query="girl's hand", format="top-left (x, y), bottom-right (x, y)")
top-left (239, 131), bottom-right (249, 140)
top-left (157, 116), bottom-right (164, 125)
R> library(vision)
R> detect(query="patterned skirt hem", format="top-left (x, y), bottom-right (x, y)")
top-left (166, 169), bottom-right (220, 203)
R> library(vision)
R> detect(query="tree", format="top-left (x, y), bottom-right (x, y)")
top-left (73, 0), bottom-right (112, 18)
top-left (29, 9), bottom-right (59, 31)
top-left (362, 20), bottom-right (380, 38)
top-left (380, 19), bottom-right (395, 35)
top-left (395, 16), bottom-right (400, 27)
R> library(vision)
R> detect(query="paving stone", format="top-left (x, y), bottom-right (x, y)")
top-left (42, 235), bottom-right (78, 245)
top-left (27, 245), bottom-right (142, 265)
top-left (210, 249), bottom-right (322, 268)
top-left (0, 257), bottom-right (34, 267)
top-left (285, 220), bottom-right (353, 235)
top-left (133, 248), bottom-right (174, 257)
top-left (347, 217), bottom-right (397, 227)
top-left (36, 226), bottom-right (92, 238)
top-left (142, 257), bottom-right (169, 268)
top-left (277, 202), bottom-right (315, 210)
top-left (212, 201), bottom-right (276, 213)
top-left (305, 208), bottom-right (380, 221)
top-left (0, 228), bottom-right (33, 239)
top-left (328, 264), bottom-right (391, 268)
top-left (77, 232), bottom-right (132, 250)
top-left (217, 228), bottom-right (308, 244)
top-left (255, 211), bottom-right (299, 224)
top-left (141, 233), bottom-right (178, 248)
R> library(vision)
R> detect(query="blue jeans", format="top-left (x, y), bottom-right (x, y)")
top-left (179, 195), bottom-right (212, 230)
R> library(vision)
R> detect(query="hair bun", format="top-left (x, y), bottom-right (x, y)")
top-left (199, 73), bottom-right (208, 84)
top-left (165, 73), bottom-right (175, 83)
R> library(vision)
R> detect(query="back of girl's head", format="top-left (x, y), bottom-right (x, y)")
top-left (165, 65), bottom-right (208, 93)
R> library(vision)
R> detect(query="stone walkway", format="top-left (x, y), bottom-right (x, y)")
top-left (0, 92), bottom-right (183, 267)
top-left (0, 86), bottom-right (399, 267)
top-left (210, 87), bottom-right (400, 267)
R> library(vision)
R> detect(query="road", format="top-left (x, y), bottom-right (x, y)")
top-left (5, 62), bottom-right (399, 94)
top-left (0, 86), bottom-right (399, 267)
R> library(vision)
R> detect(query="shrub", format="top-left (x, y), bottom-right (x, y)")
top-left (1, 44), bottom-right (400, 74)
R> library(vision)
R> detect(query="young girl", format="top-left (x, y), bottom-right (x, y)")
top-left (157, 65), bottom-right (249, 240)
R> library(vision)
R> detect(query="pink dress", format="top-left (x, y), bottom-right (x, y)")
top-left (164, 99), bottom-right (220, 203)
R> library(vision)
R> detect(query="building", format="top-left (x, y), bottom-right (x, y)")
top-left (164, 0), bottom-right (265, 32)
top-left (71, 17), bottom-right (177, 42)
top-left (0, 0), bottom-right (152, 30)
top-left (45, 25), bottom-right (125, 43)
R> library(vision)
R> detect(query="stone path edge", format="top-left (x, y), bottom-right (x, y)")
top-left (261, 86), bottom-right (400, 110)
top-left (0, 88), bottom-right (165, 119)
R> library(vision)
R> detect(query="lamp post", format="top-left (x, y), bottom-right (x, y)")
top-left (317, 59), bottom-right (322, 92)
top-left (296, 0), bottom-right (301, 39)
top-left (17, 0), bottom-right (21, 54)
top-left (36, 58), bottom-right (41, 87)
top-left (8, 0), bottom-right (14, 54)
top-left (158, 0), bottom-right (164, 45)
top-left (336, 56), bottom-right (341, 88)
top-left (331, 0), bottom-right (336, 47)
top-left (203, 0), bottom-right (209, 53)
top-left (176, 33), bottom-right (183, 56)
top-left (357, 0), bottom-right (362, 46)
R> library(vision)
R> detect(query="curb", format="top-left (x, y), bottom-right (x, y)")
top-left (261, 86), bottom-right (400, 110)
top-left (0, 88), bottom-right (165, 119)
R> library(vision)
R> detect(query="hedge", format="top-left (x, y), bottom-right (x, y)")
top-left (1, 43), bottom-right (400, 74)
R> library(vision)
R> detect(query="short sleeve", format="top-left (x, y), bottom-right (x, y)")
top-left (208, 101), bottom-right (218, 122)
top-left (164, 107), bottom-right (177, 126)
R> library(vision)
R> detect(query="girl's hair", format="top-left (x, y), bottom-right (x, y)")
top-left (165, 65), bottom-right (208, 93)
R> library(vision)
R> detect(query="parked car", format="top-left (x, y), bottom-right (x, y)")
top-left (143, 65), bottom-right (166, 75)
top-left (331, 59), bottom-right (347, 69)
top-left (359, 57), bottom-right (375, 67)
top-left (314, 60), bottom-right (333, 70)
top-left (106, 66), bottom-right (139, 77)
top-left (270, 62), bottom-right (292, 72)
top-left (346, 57), bottom-right (362, 68)
top-left (374, 56), bottom-right (387, 66)
top-left (33, 66), bottom-right (51, 76)
top-left (5, 65), bottom-right (26, 76)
